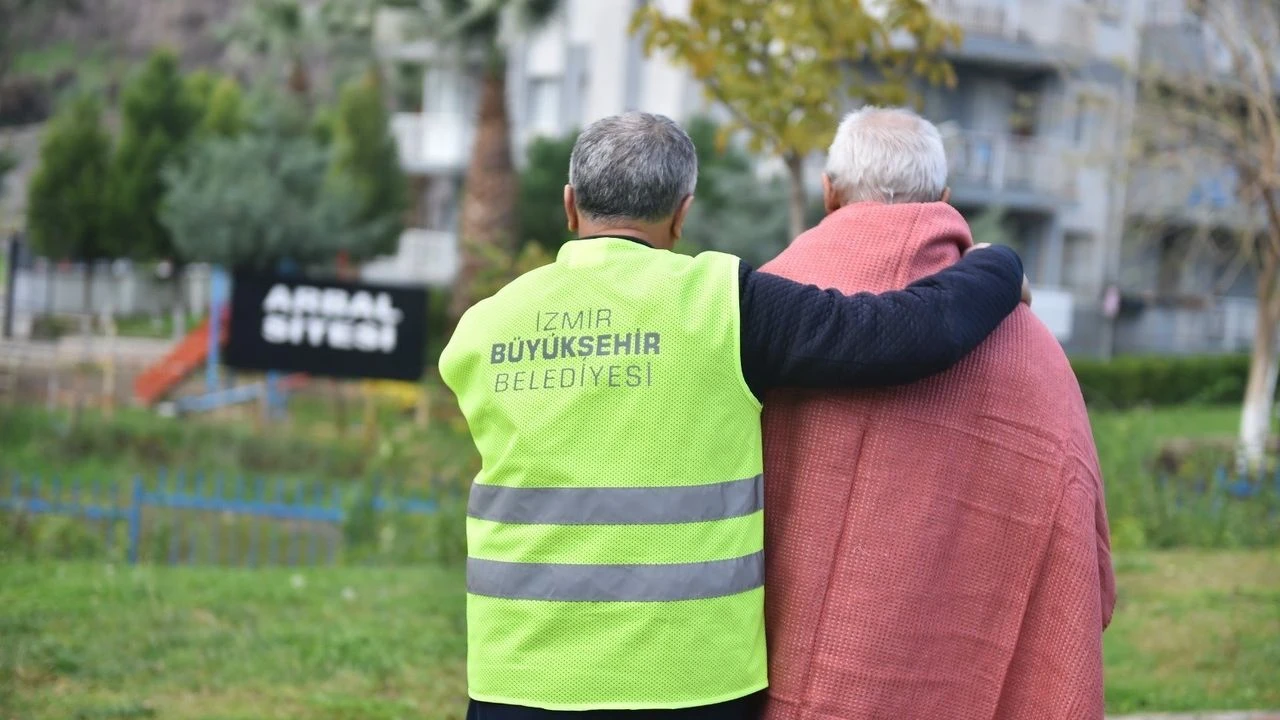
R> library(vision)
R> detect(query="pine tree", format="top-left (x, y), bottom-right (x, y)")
top-left (200, 76), bottom-right (246, 138)
top-left (26, 94), bottom-right (113, 306)
top-left (328, 72), bottom-right (407, 260)
top-left (109, 50), bottom-right (203, 262)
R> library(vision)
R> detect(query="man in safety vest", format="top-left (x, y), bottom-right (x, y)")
top-left (440, 112), bottom-right (1029, 720)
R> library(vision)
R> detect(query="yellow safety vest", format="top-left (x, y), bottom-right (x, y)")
top-left (440, 237), bottom-right (766, 710)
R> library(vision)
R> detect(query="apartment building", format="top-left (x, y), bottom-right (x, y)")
top-left (373, 0), bottom-right (1257, 357)
top-left (1118, 0), bottom-right (1260, 354)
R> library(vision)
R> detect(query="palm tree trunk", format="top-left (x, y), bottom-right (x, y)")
top-left (448, 61), bottom-right (519, 325)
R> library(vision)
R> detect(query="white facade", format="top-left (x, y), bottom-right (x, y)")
top-left (373, 0), bottom-right (1256, 355)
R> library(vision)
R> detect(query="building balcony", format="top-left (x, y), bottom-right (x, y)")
top-left (361, 228), bottom-right (459, 289)
top-left (944, 131), bottom-right (1076, 211)
top-left (1143, 0), bottom-right (1197, 27)
top-left (928, 0), bottom-right (1014, 38)
top-left (1126, 162), bottom-right (1263, 229)
top-left (926, 0), bottom-right (1099, 72)
top-left (391, 112), bottom-right (470, 175)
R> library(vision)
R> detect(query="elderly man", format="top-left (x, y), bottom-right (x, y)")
top-left (440, 111), bottom-right (1027, 719)
top-left (760, 107), bottom-right (1116, 720)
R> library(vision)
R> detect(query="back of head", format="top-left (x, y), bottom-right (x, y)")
top-left (825, 106), bottom-right (948, 205)
top-left (569, 112), bottom-right (698, 224)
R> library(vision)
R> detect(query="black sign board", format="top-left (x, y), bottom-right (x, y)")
top-left (225, 272), bottom-right (428, 381)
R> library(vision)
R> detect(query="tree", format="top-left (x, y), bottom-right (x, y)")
top-left (680, 166), bottom-right (791, 266)
top-left (633, 0), bottom-right (961, 240)
top-left (966, 206), bottom-right (1018, 251)
top-left (221, 0), bottom-right (314, 97)
top-left (109, 50), bottom-right (203, 263)
top-left (411, 0), bottom-right (561, 324)
top-left (1133, 0), bottom-right (1280, 468)
top-left (161, 94), bottom-right (380, 270)
top-left (316, 0), bottom-right (388, 86)
top-left (200, 76), bottom-right (247, 138)
top-left (26, 94), bottom-right (112, 307)
top-left (0, 148), bottom-right (15, 193)
top-left (518, 130), bottom-right (577, 252)
top-left (678, 116), bottom-right (790, 265)
top-left (328, 71), bottom-right (409, 261)
top-left (222, 0), bottom-right (397, 101)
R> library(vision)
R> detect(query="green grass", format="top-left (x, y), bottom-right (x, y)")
top-left (1104, 550), bottom-right (1280, 714)
top-left (11, 43), bottom-right (79, 78)
top-left (1, 551), bottom-right (1275, 719)
top-left (9, 402), bottom-right (1273, 552)
top-left (12, 42), bottom-right (122, 99)
top-left (1090, 405), bottom-right (1279, 550)
top-left (0, 394), bottom-right (478, 491)
top-left (0, 563), bottom-right (469, 720)
top-left (113, 313), bottom-right (206, 340)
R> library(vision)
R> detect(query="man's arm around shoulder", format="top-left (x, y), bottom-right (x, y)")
top-left (739, 245), bottom-right (1024, 395)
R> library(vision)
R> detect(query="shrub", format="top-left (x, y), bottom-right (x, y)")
top-left (1071, 354), bottom-right (1249, 409)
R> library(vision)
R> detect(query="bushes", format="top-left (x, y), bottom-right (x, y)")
top-left (1072, 354), bottom-right (1249, 409)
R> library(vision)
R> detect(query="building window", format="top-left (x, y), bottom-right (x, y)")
top-left (1062, 232), bottom-right (1096, 291)
top-left (423, 67), bottom-right (463, 115)
top-left (1083, 0), bottom-right (1124, 23)
top-left (1073, 92), bottom-right (1112, 151)
top-left (527, 77), bottom-right (562, 138)
top-left (1009, 91), bottom-right (1041, 137)
top-left (393, 62), bottom-right (425, 113)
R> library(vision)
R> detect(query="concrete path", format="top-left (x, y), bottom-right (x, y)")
top-left (1111, 707), bottom-right (1280, 712)
top-left (0, 335), bottom-right (174, 365)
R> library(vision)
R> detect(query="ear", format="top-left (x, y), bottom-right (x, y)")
top-left (941, 187), bottom-right (951, 204)
top-left (670, 195), bottom-right (695, 240)
top-left (822, 174), bottom-right (841, 215)
top-left (563, 185), bottom-right (579, 233)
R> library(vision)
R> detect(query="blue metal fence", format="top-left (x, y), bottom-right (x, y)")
top-left (1, 471), bottom-right (441, 566)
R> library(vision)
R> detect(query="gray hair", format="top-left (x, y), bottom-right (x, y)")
top-left (568, 112), bottom-right (698, 223)
top-left (825, 107), bottom-right (948, 205)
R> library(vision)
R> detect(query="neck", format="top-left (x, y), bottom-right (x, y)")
top-left (576, 222), bottom-right (674, 250)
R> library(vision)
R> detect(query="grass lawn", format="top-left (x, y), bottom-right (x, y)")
top-left (1104, 550), bottom-right (1280, 714)
top-left (2, 551), bottom-right (1276, 719)
top-left (0, 563), bottom-right (470, 720)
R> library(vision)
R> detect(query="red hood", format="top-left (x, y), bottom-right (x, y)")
top-left (774, 201), bottom-right (974, 293)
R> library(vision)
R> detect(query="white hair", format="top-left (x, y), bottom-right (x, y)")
top-left (824, 107), bottom-right (948, 205)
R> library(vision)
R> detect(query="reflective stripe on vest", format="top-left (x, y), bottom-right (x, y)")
top-left (467, 551), bottom-right (764, 602)
top-left (467, 475), bottom-right (762, 525)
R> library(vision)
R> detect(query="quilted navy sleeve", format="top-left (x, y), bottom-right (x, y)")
top-left (738, 246), bottom-right (1023, 399)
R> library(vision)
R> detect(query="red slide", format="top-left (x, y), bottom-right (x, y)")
top-left (133, 314), bottom-right (228, 406)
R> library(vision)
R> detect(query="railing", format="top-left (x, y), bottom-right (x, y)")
top-left (927, 0), bottom-right (1014, 38)
top-left (1144, 0), bottom-right (1197, 26)
top-left (391, 111), bottom-right (470, 173)
top-left (1126, 162), bottom-right (1255, 222)
top-left (1061, 3), bottom-right (1097, 53)
top-left (945, 131), bottom-right (1075, 199)
top-left (2, 471), bottom-right (446, 566)
top-left (926, 0), bottom-right (1103, 53)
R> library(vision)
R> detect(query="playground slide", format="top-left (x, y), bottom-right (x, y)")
top-left (133, 316), bottom-right (226, 406)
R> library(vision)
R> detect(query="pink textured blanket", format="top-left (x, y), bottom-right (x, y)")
top-left (760, 202), bottom-right (1115, 720)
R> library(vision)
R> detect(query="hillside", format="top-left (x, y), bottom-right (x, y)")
top-left (44, 0), bottom-right (242, 69)
top-left (1, 0), bottom-right (245, 229)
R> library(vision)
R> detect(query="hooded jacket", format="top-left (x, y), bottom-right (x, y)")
top-left (760, 202), bottom-right (1115, 720)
